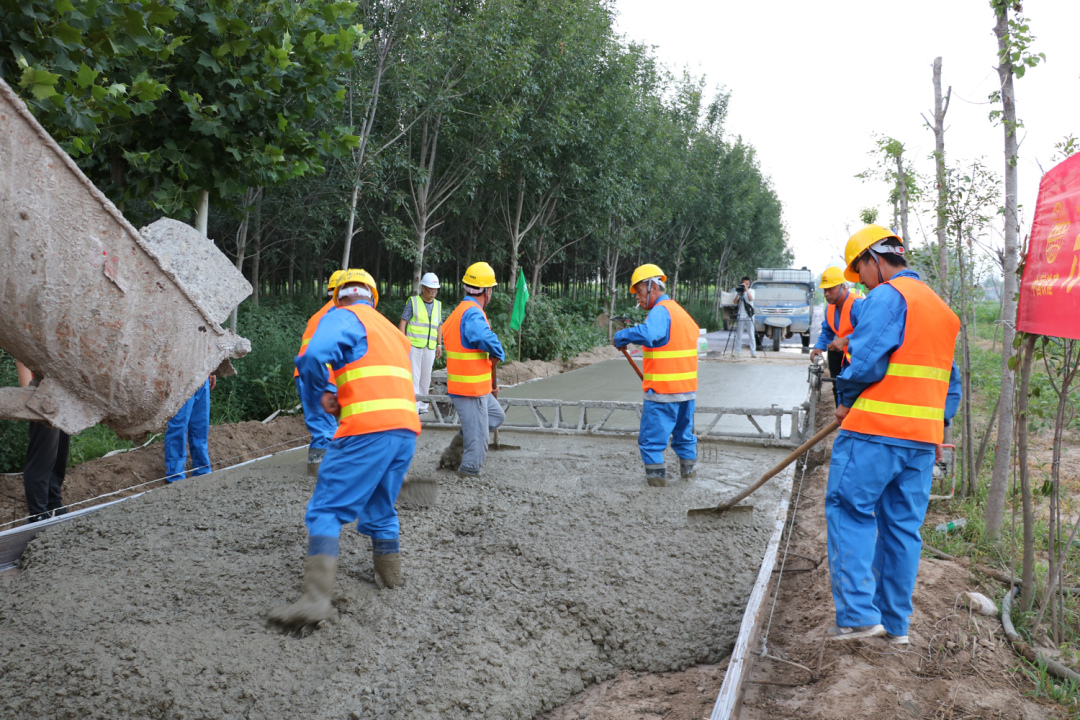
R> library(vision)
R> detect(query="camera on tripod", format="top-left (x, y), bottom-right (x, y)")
top-left (735, 284), bottom-right (746, 295)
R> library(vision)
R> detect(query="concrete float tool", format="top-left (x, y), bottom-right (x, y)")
top-left (687, 421), bottom-right (840, 517)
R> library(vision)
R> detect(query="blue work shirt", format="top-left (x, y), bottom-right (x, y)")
top-left (836, 269), bottom-right (962, 450)
top-left (458, 296), bottom-right (506, 362)
top-left (612, 295), bottom-right (672, 349)
top-left (813, 290), bottom-right (862, 351)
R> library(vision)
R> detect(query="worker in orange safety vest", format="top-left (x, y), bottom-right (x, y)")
top-left (612, 264), bottom-right (700, 487)
top-left (824, 225), bottom-right (961, 645)
top-left (810, 266), bottom-right (864, 407)
top-left (295, 269), bottom-right (345, 476)
top-left (271, 269), bottom-right (420, 629)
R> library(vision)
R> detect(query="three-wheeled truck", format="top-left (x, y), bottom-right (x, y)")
top-left (752, 268), bottom-right (815, 352)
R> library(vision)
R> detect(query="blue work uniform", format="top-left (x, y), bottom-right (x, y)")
top-left (448, 295), bottom-right (506, 473)
top-left (612, 295), bottom-right (697, 470)
top-left (827, 269), bottom-right (961, 637)
top-left (164, 379), bottom-right (211, 482)
top-left (295, 372), bottom-right (337, 450)
top-left (295, 300), bottom-right (417, 559)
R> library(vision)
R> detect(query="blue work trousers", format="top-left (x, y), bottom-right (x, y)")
top-left (305, 430), bottom-right (416, 541)
top-left (638, 399), bottom-right (697, 468)
top-left (164, 380), bottom-right (211, 482)
top-left (826, 433), bottom-right (935, 636)
top-left (295, 376), bottom-right (337, 450)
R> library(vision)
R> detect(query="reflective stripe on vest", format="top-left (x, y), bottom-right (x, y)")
top-left (641, 300), bottom-right (699, 394)
top-left (841, 277), bottom-right (958, 444)
top-left (405, 295), bottom-right (441, 350)
top-left (330, 304), bottom-right (421, 437)
top-left (294, 299), bottom-right (336, 378)
top-left (444, 301), bottom-right (494, 396)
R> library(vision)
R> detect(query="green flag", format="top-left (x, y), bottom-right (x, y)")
top-left (510, 269), bottom-right (529, 331)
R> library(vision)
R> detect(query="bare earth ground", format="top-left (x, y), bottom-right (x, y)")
top-left (540, 375), bottom-right (1064, 720)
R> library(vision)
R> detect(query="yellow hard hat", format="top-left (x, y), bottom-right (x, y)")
top-left (843, 225), bottom-right (902, 282)
top-left (333, 268), bottom-right (379, 307)
top-left (327, 270), bottom-right (346, 291)
top-left (819, 267), bottom-right (846, 289)
top-left (462, 261), bottom-right (497, 288)
top-left (629, 263), bottom-right (666, 294)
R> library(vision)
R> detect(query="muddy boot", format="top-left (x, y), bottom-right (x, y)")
top-left (645, 466), bottom-right (668, 487)
top-left (438, 433), bottom-right (464, 470)
top-left (268, 555), bottom-right (337, 629)
top-left (372, 538), bottom-right (401, 589)
top-left (306, 447), bottom-right (327, 477)
top-left (680, 459), bottom-right (696, 479)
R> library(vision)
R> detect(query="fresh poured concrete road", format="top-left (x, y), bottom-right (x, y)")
top-left (501, 358), bottom-right (810, 437)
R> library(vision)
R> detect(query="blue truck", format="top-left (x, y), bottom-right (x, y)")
top-left (752, 267), bottom-right (815, 352)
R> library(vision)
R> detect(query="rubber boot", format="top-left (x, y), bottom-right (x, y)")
top-left (680, 459), bottom-right (696, 479)
top-left (268, 554), bottom-right (337, 628)
top-left (306, 447), bottom-right (327, 477)
top-left (438, 433), bottom-right (464, 470)
top-left (372, 538), bottom-right (401, 589)
top-left (645, 466), bottom-right (667, 488)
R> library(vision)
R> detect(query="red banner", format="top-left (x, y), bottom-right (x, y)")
top-left (1017, 153), bottom-right (1080, 340)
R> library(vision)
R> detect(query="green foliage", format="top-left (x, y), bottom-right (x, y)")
top-left (0, 350), bottom-right (29, 474)
top-left (487, 293), bottom-right (604, 363)
top-left (684, 302), bottom-right (722, 333)
top-left (0, 0), bottom-right (368, 219)
top-left (67, 425), bottom-right (135, 467)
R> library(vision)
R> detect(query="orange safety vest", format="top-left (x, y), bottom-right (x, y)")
top-left (444, 301), bottom-right (494, 397)
top-left (294, 299), bottom-right (336, 378)
top-left (330, 304), bottom-right (421, 438)
top-left (642, 300), bottom-right (699, 394)
top-left (826, 289), bottom-right (863, 365)
top-left (841, 277), bottom-right (958, 444)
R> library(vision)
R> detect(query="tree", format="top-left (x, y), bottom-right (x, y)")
top-left (922, 56), bottom-right (952, 295)
top-left (984, 0), bottom-right (1044, 540)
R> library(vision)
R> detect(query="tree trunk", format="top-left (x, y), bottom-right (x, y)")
top-left (931, 57), bottom-right (951, 294)
top-left (1017, 334), bottom-right (1037, 611)
top-left (195, 189), bottom-right (209, 236)
top-left (895, 151), bottom-right (909, 244)
top-left (229, 187), bottom-right (257, 332)
top-left (985, 8), bottom-right (1022, 540)
top-left (957, 231), bottom-right (975, 495)
top-left (606, 245), bottom-right (620, 340)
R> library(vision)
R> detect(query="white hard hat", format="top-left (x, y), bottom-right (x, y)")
top-left (420, 272), bottom-right (440, 289)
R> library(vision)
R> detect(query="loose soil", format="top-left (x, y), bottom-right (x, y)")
top-left (0, 430), bottom-right (787, 720)
top-left (1, 345), bottom-right (626, 528)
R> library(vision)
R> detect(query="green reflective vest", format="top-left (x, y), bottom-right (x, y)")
top-left (405, 295), bottom-right (441, 350)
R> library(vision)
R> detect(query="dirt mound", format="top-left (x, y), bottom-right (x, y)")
top-left (0, 415), bottom-right (309, 526)
top-left (0, 431), bottom-right (789, 719)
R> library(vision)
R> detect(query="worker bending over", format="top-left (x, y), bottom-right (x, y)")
top-left (294, 269), bottom-right (344, 476)
top-left (270, 269), bottom-right (420, 629)
top-left (398, 272), bottom-right (443, 415)
top-left (825, 225), bottom-right (960, 644)
top-left (439, 262), bottom-right (506, 477)
top-left (613, 264), bottom-right (699, 487)
top-left (810, 266), bottom-right (863, 407)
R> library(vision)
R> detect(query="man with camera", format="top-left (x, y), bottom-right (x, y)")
top-left (733, 276), bottom-right (757, 358)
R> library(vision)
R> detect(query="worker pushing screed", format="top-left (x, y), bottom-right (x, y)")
top-left (810, 266), bottom-right (864, 407)
top-left (438, 262), bottom-right (507, 476)
top-left (270, 269), bottom-right (420, 629)
top-left (612, 264), bottom-right (699, 487)
top-left (824, 225), bottom-right (961, 644)
top-left (294, 269), bottom-right (345, 476)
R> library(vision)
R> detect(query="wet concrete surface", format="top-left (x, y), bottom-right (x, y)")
top-left (501, 359), bottom-right (811, 437)
top-left (0, 430), bottom-right (789, 720)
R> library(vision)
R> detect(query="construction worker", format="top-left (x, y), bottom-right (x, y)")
top-left (164, 375), bottom-right (215, 482)
top-left (398, 272), bottom-right (443, 415)
top-left (438, 262), bottom-right (506, 478)
top-left (295, 269), bottom-right (345, 476)
top-left (612, 264), bottom-right (699, 487)
top-left (270, 269), bottom-right (420, 629)
top-left (810, 266), bottom-right (864, 407)
top-left (825, 225), bottom-right (961, 644)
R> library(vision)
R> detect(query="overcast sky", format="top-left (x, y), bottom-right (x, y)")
top-left (613, 0), bottom-right (1080, 273)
